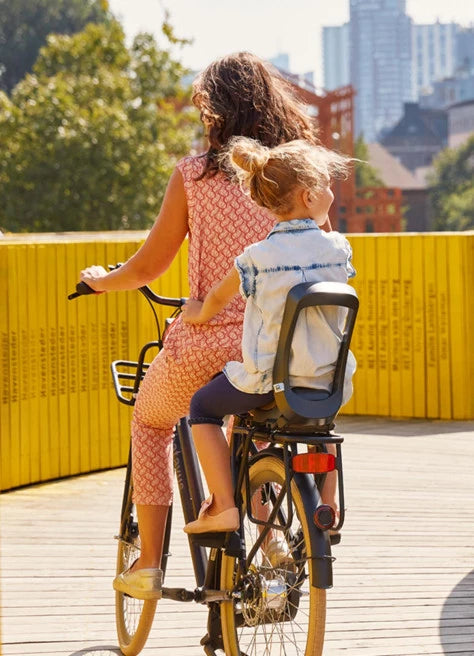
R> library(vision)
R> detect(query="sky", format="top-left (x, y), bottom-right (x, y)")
top-left (108, 0), bottom-right (474, 87)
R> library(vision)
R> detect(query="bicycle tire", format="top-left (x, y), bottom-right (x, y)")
top-left (115, 476), bottom-right (157, 656)
top-left (220, 455), bottom-right (326, 656)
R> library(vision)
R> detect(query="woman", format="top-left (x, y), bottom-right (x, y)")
top-left (80, 51), bottom-right (323, 600)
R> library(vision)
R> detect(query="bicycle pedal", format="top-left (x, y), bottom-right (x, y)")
top-left (200, 632), bottom-right (224, 656)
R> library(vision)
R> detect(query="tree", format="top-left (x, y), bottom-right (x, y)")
top-left (429, 135), bottom-right (474, 231)
top-left (0, 0), bottom-right (111, 94)
top-left (0, 21), bottom-right (198, 232)
top-left (353, 135), bottom-right (385, 188)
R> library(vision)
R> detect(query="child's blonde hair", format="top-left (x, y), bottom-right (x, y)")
top-left (223, 137), bottom-right (351, 215)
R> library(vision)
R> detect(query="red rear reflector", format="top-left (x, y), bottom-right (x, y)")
top-left (292, 453), bottom-right (336, 474)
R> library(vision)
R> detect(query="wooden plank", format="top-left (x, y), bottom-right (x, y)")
top-left (1, 418), bottom-right (473, 656)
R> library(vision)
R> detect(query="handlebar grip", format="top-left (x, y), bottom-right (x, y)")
top-left (68, 281), bottom-right (97, 300)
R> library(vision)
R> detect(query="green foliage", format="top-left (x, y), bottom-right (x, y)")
top-left (353, 136), bottom-right (385, 188)
top-left (34, 18), bottom-right (129, 78)
top-left (0, 0), bottom-right (111, 94)
top-left (0, 21), bottom-right (198, 232)
top-left (429, 135), bottom-right (474, 231)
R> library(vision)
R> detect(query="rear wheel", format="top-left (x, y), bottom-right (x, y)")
top-left (220, 455), bottom-right (326, 656)
top-left (115, 478), bottom-right (157, 656)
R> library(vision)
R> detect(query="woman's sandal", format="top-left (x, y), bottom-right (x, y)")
top-left (113, 559), bottom-right (163, 600)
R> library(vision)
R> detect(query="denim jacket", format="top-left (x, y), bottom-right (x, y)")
top-left (224, 218), bottom-right (356, 403)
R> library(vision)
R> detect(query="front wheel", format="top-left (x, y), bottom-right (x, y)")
top-left (115, 477), bottom-right (157, 656)
top-left (220, 455), bottom-right (326, 656)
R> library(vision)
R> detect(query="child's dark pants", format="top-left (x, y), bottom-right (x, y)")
top-left (189, 372), bottom-right (274, 426)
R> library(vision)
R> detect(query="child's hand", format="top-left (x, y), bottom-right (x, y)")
top-left (182, 299), bottom-right (205, 324)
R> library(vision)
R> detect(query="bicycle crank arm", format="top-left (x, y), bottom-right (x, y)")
top-left (161, 587), bottom-right (231, 603)
top-left (161, 587), bottom-right (195, 602)
top-left (199, 588), bottom-right (232, 603)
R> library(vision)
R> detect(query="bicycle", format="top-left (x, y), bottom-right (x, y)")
top-left (69, 273), bottom-right (358, 656)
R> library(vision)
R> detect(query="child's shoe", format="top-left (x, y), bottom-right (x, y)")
top-left (264, 536), bottom-right (296, 571)
top-left (183, 495), bottom-right (239, 534)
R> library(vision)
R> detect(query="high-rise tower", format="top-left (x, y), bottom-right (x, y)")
top-left (412, 22), bottom-right (457, 99)
top-left (350, 0), bottom-right (413, 140)
top-left (323, 24), bottom-right (350, 90)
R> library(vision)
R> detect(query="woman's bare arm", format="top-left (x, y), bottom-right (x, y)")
top-left (80, 168), bottom-right (188, 291)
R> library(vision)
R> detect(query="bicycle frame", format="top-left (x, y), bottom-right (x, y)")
top-left (110, 333), bottom-right (345, 656)
top-left (173, 417), bottom-right (208, 587)
top-left (71, 275), bottom-right (353, 656)
top-left (113, 336), bottom-right (344, 595)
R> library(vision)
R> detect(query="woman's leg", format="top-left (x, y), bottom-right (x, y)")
top-left (130, 415), bottom-right (175, 571)
top-left (135, 505), bottom-right (169, 569)
top-left (129, 326), bottom-right (244, 571)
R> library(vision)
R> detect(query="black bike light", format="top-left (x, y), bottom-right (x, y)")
top-left (313, 504), bottom-right (336, 530)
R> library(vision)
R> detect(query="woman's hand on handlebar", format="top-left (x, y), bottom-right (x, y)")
top-left (181, 299), bottom-right (205, 324)
top-left (80, 265), bottom-right (109, 292)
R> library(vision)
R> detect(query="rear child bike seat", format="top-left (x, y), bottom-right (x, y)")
top-left (255, 281), bottom-right (358, 432)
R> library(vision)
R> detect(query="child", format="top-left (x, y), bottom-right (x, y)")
top-left (181, 136), bottom-right (356, 534)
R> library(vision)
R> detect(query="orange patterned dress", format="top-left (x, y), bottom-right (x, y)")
top-left (131, 155), bottom-right (275, 505)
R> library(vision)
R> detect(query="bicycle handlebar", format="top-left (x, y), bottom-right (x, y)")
top-left (137, 286), bottom-right (185, 307)
top-left (68, 281), bottom-right (97, 300)
top-left (68, 268), bottom-right (185, 308)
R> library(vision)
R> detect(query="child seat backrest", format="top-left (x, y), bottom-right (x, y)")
top-left (272, 281), bottom-right (359, 431)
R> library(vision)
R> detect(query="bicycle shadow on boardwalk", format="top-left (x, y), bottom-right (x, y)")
top-left (440, 569), bottom-right (474, 654)
top-left (69, 648), bottom-right (121, 656)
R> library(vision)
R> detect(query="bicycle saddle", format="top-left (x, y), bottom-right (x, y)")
top-left (250, 281), bottom-right (358, 433)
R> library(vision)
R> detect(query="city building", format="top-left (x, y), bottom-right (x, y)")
top-left (283, 78), bottom-right (403, 232)
top-left (456, 26), bottom-right (474, 74)
top-left (323, 12), bottom-right (473, 139)
top-left (322, 24), bottom-right (350, 90)
top-left (412, 22), bottom-right (457, 100)
top-left (381, 102), bottom-right (447, 171)
top-left (367, 142), bottom-right (431, 231)
top-left (448, 99), bottom-right (474, 148)
top-left (269, 54), bottom-right (316, 93)
top-left (350, 0), bottom-right (413, 141)
top-left (420, 72), bottom-right (474, 109)
top-left (269, 53), bottom-right (290, 72)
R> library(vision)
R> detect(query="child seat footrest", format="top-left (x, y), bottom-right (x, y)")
top-left (189, 530), bottom-right (241, 556)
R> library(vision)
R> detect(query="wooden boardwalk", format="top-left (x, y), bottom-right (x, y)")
top-left (1, 417), bottom-right (474, 656)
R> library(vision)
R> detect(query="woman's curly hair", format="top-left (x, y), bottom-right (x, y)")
top-left (192, 52), bottom-right (319, 178)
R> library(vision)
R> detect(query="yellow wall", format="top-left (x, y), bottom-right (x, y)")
top-left (0, 233), bottom-right (189, 492)
top-left (344, 233), bottom-right (473, 421)
top-left (1, 232), bottom-right (473, 491)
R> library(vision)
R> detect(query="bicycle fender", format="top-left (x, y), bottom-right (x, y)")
top-left (292, 470), bottom-right (333, 590)
top-left (249, 448), bottom-right (333, 589)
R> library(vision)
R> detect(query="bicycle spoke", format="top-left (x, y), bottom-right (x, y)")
top-left (221, 455), bottom-right (326, 655)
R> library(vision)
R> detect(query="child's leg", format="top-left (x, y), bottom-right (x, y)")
top-left (191, 423), bottom-right (235, 514)
top-left (319, 442), bottom-right (339, 518)
top-left (186, 373), bottom-right (273, 532)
